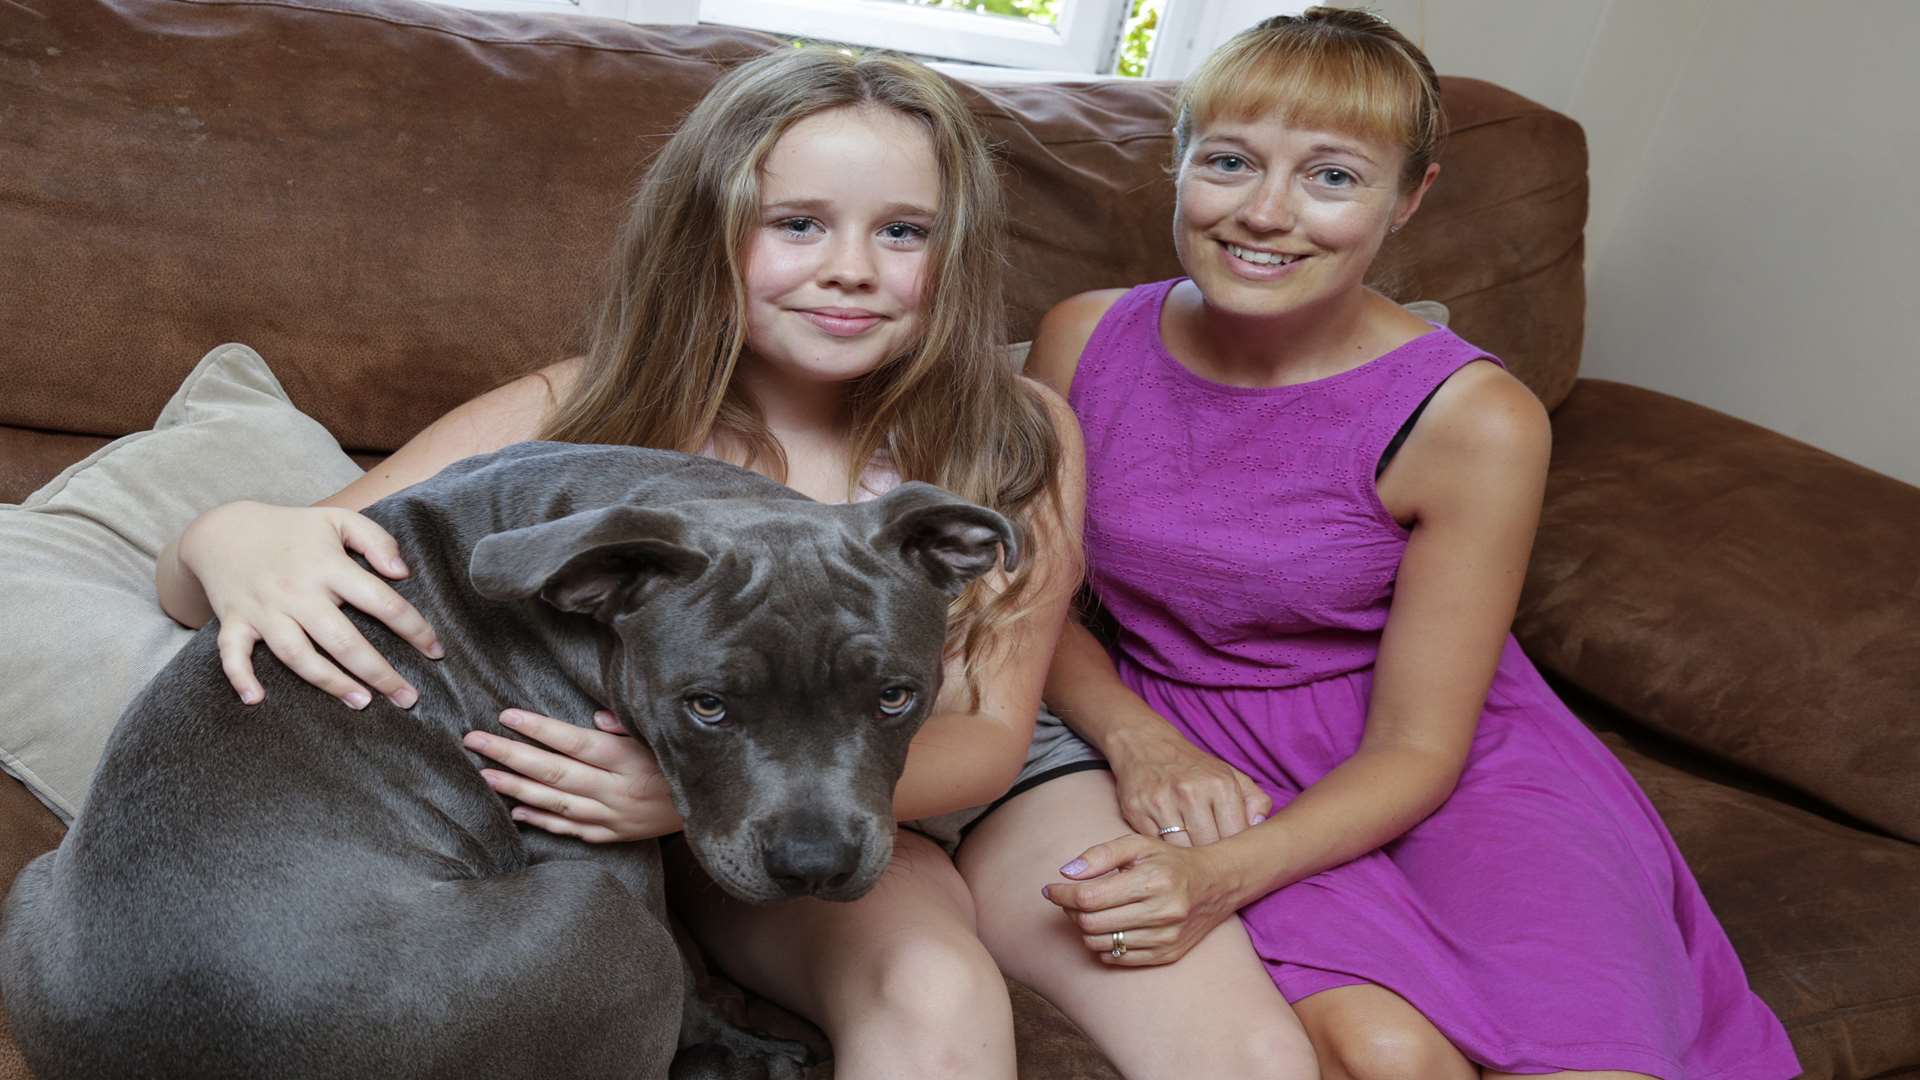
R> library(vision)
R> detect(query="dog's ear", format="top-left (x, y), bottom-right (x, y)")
top-left (869, 482), bottom-right (1021, 595)
top-left (470, 504), bottom-right (710, 622)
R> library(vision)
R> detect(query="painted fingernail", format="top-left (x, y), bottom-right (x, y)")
top-left (1251, 814), bottom-right (1266, 826)
top-left (345, 690), bottom-right (372, 710)
top-left (389, 686), bottom-right (418, 710)
top-left (1041, 885), bottom-right (1053, 900)
top-left (1060, 859), bottom-right (1088, 876)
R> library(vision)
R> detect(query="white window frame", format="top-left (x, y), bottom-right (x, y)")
top-left (443, 0), bottom-right (696, 22)
top-left (699, 0), bottom-right (1130, 74)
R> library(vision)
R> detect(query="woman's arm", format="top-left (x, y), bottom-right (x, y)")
top-left (154, 359), bottom-right (580, 706)
top-left (1046, 362), bottom-right (1552, 964)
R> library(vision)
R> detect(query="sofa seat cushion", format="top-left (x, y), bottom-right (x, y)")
top-left (1603, 730), bottom-right (1920, 1079)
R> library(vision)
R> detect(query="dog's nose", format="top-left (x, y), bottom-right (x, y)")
top-left (762, 814), bottom-right (863, 895)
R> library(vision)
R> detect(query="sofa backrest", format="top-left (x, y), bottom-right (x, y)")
top-left (1, 0), bottom-right (1587, 461)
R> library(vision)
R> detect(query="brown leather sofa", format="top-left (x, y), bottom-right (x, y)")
top-left (4, 3), bottom-right (1916, 1077)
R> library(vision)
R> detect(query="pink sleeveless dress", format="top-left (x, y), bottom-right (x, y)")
top-left (1072, 280), bottom-right (1799, 1078)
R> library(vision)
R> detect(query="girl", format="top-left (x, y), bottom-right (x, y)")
top-left (157, 48), bottom-right (1084, 1079)
top-left (957, 10), bottom-right (1801, 1080)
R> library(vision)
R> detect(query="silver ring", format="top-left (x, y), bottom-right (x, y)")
top-left (1109, 930), bottom-right (1126, 959)
top-left (1157, 824), bottom-right (1186, 837)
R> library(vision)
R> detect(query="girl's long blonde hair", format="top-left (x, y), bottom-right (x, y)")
top-left (541, 47), bottom-right (1070, 687)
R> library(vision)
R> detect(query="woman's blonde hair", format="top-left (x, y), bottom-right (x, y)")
top-left (1174, 7), bottom-right (1444, 192)
top-left (541, 47), bottom-right (1070, 690)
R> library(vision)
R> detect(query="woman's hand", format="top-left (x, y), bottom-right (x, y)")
top-left (177, 501), bottom-right (442, 709)
top-left (464, 709), bottom-right (684, 844)
top-left (1041, 831), bottom-right (1250, 967)
top-left (1105, 723), bottom-right (1272, 847)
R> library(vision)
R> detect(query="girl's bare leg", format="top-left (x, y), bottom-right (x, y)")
top-left (957, 771), bottom-right (1319, 1080)
top-left (673, 829), bottom-right (1015, 1080)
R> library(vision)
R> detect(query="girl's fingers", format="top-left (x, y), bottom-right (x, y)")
top-left (335, 511), bottom-right (413, 582)
top-left (478, 768), bottom-right (607, 824)
top-left (498, 710), bottom-right (638, 772)
top-left (592, 710), bottom-right (626, 734)
top-left (259, 615), bottom-right (370, 708)
top-left (216, 623), bottom-right (266, 704)
top-left (462, 729), bottom-right (596, 793)
top-left (332, 570), bottom-right (442, 662)
top-left (300, 602), bottom-right (417, 708)
top-left (505, 804), bottom-right (621, 844)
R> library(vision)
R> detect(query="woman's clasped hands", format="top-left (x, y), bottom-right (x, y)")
top-left (1044, 721), bottom-right (1275, 967)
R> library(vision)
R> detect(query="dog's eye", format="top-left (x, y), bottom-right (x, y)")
top-left (877, 687), bottom-right (916, 717)
top-left (685, 694), bottom-right (728, 725)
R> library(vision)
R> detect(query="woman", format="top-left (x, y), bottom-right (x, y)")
top-left (956, 10), bottom-right (1800, 1079)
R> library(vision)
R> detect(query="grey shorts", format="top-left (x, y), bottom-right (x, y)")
top-left (904, 706), bottom-right (1108, 855)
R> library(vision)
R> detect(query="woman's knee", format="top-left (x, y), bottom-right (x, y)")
top-left (1320, 1020), bottom-right (1469, 1080)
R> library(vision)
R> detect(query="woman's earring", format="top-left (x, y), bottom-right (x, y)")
top-left (1389, 223), bottom-right (1403, 234)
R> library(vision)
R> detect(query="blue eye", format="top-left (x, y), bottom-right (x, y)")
top-left (1211, 154), bottom-right (1249, 173)
top-left (880, 222), bottom-right (928, 243)
top-left (1314, 167), bottom-right (1355, 187)
top-left (776, 217), bottom-right (822, 237)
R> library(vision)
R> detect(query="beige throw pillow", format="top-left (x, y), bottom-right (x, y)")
top-left (0, 344), bottom-right (363, 821)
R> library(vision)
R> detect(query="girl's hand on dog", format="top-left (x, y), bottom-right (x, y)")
top-left (179, 500), bottom-right (442, 710)
top-left (466, 709), bottom-right (684, 843)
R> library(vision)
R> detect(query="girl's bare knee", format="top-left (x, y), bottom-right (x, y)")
top-left (834, 931), bottom-right (1012, 1070)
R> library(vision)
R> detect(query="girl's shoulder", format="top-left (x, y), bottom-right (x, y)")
top-left (1020, 288), bottom-right (1131, 401)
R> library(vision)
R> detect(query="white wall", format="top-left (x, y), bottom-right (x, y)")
top-left (1158, 0), bottom-right (1920, 486)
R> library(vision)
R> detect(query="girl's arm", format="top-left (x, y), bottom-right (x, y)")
top-left (887, 381), bottom-right (1088, 819)
top-left (155, 360), bottom-right (579, 706)
top-left (1045, 361), bottom-right (1551, 965)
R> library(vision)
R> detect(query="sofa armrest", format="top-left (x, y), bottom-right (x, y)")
top-left (1515, 379), bottom-right (1920, 842)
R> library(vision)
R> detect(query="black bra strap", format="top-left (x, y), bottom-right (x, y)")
top-left (1376, 383), bottom-right (1444, 479)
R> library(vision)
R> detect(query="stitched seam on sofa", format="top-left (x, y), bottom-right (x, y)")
top-left (1781, 992), bottom-right (1920, 1029)
top-left (172, 0), bottom-right (771, 60)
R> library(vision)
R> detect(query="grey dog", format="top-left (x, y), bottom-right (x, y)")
top-left (0, 441), bottom-right (1017, 1080)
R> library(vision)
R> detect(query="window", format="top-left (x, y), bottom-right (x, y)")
top-left (432, 0), bottom-right (1179, 76)
top-left (444, 0), bottom-right (696, 22)
top-left (701, 0), bottom-right (1128, 73)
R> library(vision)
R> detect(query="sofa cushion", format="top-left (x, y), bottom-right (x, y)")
top-left (0, 344), bottom-right (363, 820)
top-left (1517, 379), bottom-right (1920, 844)
top-left (1, 1), bottom-right (1585, 464)
top-left (1604, 730), bottom-right (1920, 1079)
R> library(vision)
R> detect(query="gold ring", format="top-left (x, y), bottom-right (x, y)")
top-left (1109, 930), bottom-right (1126, 959)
